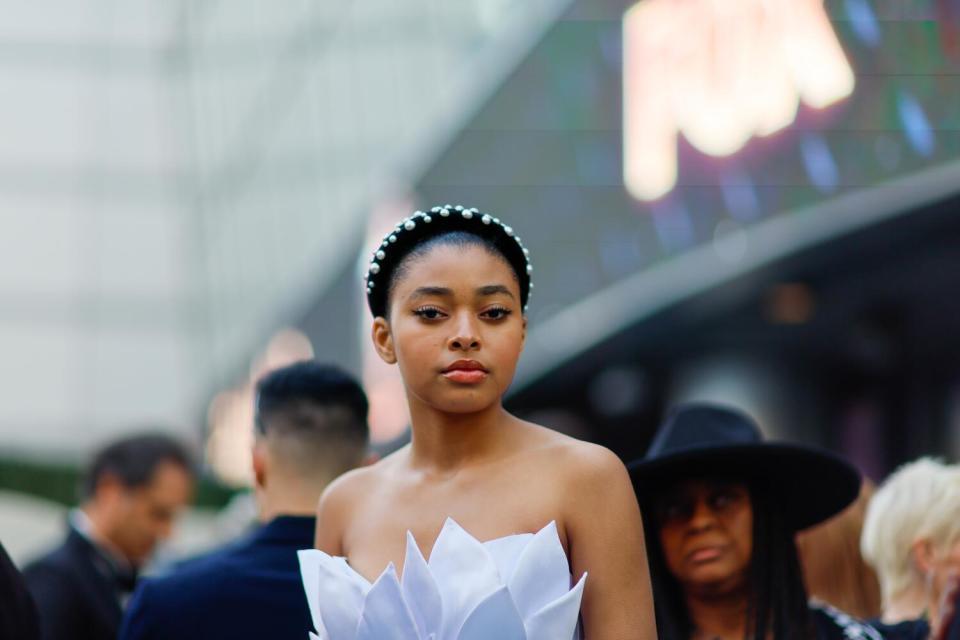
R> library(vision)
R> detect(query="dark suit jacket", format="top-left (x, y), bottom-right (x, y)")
top-left (0, 540), bottom-right (40, 640)
top-left (22, 526), bottom-right (134, 640)
top-left (119, 515), bottom-right (316, 640)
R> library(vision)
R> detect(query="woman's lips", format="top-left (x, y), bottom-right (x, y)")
top-left (687, 546), bottom-right (725, 564)
top-left (442, 369), bottom-right (488, 384)
top-left (441, 360), bottom-right (488, 384)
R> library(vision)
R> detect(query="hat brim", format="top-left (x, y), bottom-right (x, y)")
top-left (628, 443), bottom-right (861, 531)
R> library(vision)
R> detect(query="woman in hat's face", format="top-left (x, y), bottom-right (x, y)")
top-left (656, 478), bottom-right (754, 597)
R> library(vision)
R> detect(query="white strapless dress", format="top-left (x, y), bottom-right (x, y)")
top-left (298, 519), bottom-right (585, 640)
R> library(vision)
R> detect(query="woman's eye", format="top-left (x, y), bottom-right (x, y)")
top-left (711, 489), bottom-right (741, 510)
top-left (413, 307), bottom-right (445, 320)
top-left (482, 306), bottom-right (512, 320)
top-left (659, 500), bottom-right (692, 524)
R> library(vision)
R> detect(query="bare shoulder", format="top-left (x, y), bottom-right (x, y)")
top-left (315, 445), bottom-right (409, 551)
top-left (319, 445), bottom-right (408, 510)
top-left (522, 422), bottom-right (629, 485)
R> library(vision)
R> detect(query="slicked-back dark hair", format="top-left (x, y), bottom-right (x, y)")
top-left (254, 360), bottom-right (368, 455)
top-left (643, 478), bottom-right (814, 640)
top-left (82, 433), bottom-right (194, 500)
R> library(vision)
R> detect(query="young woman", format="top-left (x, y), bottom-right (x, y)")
top-left (306, 206), bottom-right (656, 639)
top-left (628, 404), bottom-right (882, 640)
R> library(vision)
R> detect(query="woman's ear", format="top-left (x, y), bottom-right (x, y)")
top-left (911, 538), bottom-right (936, 576)
top-left (521, 314), bottom-right (527, 348)
top-left (372, 317), bottom-right (397, 364)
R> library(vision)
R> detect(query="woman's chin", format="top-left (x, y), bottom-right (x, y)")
top-left (437, 399), bottom-right (498, 415)
top-left (409, 383), bottom-right (500, 415)
top-left (426, 391), bottom-right (499, 415)
top-left (685, 569), bottom-right (747, 597)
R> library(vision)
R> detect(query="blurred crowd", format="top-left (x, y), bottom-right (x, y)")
top-left (1, 359), bottom-right (959, 640)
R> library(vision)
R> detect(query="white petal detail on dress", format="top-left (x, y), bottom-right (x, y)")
top-left (356, 564), bottom-right (420, 640)
top-left (525, 573), bottom-right (588, 640)
top-left (429, 519), bottom-right (503, 639)
top-left (509, 521), bottom-right (570, 620)
top-left (484, 534), bottom-right (534, 583)
top-left (402, 531), bottom-right (442, 639)
top-left (299, 519), bottom-right (585, 640)
top-left (298, 552), bottom-right (370, 640)
top-left (456, 586), bottom-right (527, 640)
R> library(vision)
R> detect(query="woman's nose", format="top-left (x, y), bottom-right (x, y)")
top-left (688, 498), bottom-right (718, 532)
top-left (447, 313), bottom-right (481, 351)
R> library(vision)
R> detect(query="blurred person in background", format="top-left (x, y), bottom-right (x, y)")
top-left (796, 480), bottom-right (882, 620)
top-left (861, 458), bottom-right (960, 639)
top-left (629, 404), bottom-right (884, 640)
top-left (119, 361), bottom-right (370, 640)
top-left (0, 538), bottom-right (39, 639)
top-left (22, 433), bottom-right (194, 640)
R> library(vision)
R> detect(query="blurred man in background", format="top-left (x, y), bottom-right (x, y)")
top-left (119, 361), bottom-right (370, 640)
top-left (22, 433), bottom-right (194, 640)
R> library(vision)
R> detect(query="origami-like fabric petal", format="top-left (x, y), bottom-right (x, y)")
top-left (298, 550), bottom-right (326, 637)
top-left (484, 533), bottom-right (533, 583)
top-left (509, 521), bottom-right (570, 620)
top-left (356, 564), bottom-right (420, 640)
top-left (298, 519), bottom-right (584, 640)
top-left (428, 518), bottom-right (502, 639)
top-left (456, 586), bottom-right (527, 640)
top-left (298, 550), bottom-right (369, 640)
top-left (524, 572), bottom-right (587, 640)
top-left (402, 531), bottom-right (442, 639)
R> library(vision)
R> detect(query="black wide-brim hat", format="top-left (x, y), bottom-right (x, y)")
top-left (628, 403), bottom-right (861, 531)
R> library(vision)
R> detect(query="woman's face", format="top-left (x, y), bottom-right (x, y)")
top-left (373, 243), bottom-right (525, 414)
top-left (656, 478), bottom-right (754, 597)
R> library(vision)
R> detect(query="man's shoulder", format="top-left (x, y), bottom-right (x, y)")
top-left (122, 527), bottom-right (314, 638)
top-left (126, 552), bottom-right (241, 621)
top-left (21, 537), bottom-right (82, 583)
top-left (142, 542), bottom-right (251, 596)
top-left (135, 526), bottom-right (306, 602)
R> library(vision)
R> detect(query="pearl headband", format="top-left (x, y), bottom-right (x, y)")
top-left (364, 205), bottom-right (533, 317)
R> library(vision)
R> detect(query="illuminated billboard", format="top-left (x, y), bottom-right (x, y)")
top-left (407, 0), bottom-right (960, 382)
top-left (622, 0), bottom-right (855, 200)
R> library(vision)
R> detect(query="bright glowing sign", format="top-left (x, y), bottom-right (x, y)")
top-left (623, 0), bottom-right (856, 201)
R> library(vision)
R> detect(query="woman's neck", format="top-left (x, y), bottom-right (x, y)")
top-left (882, 584), bottom-right (929, 624)
top-left (406, 398), bottom-right (514, 472)
top-left (686, 588), bottom-right (750, 640)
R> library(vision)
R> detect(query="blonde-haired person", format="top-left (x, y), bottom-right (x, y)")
top-left (861, 458), bottom-right (960, 639)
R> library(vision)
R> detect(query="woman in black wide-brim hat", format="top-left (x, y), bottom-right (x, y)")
top-left (629, 403), bottom-right (884, 640)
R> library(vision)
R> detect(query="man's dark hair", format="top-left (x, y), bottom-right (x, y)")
top-left (643, 478), bottom-right (814, 640)
top-left (254, 361), bottom-right (369, 475)
top-left (82, 433), bottom-right (194, 500)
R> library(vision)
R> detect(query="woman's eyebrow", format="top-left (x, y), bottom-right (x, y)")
top-left (476, 284), bottom-right (515, 299)
top-left (409, 286), bottom-right (452, 301)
